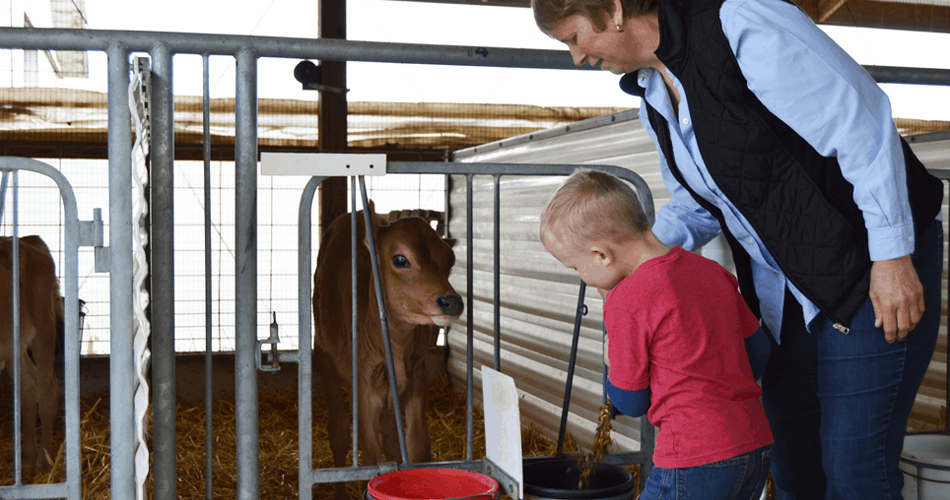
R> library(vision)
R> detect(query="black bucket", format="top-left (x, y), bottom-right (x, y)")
top-left (522, 459), bottom-right (636, 500)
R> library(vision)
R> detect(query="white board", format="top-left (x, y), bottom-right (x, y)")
top-left (482, 366), bottom-right (523, 499)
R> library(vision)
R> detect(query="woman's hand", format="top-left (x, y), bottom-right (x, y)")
top-left (869, 255), bottom-right (924, 342)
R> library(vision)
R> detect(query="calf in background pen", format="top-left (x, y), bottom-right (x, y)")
top-left (0, 236), bottom-right (63, 475)
top-left (313, 202), bottom-right (462, 499)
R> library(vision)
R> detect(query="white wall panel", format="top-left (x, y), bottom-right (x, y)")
top-left (447, 112), bottom-right (950, 450)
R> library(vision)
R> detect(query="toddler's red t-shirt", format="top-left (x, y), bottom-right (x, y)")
top-left (605, 246), bottom-right (773, 469)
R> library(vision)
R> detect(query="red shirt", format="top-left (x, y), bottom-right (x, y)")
top-left (605, 247), bottom-right (773, 469)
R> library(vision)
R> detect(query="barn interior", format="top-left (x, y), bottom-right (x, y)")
top-left (0, 0), bottom-right (949, 499)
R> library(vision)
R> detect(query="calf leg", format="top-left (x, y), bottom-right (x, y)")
top-left (380, 404), bottom-right (402, 463)
top-left (404, 364), bottom-right (431, 464)
top-left (357, 378), bottom-right (386, 468)
top-left (29, 322), bottom-right (59, 469)
top-left (18, 349), bottom-right (40, 476)
top-left (315, 348), bottom-right (350, 500)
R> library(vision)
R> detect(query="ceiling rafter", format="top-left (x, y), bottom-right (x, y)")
top-left (382, 0), bottom-right (950, 34)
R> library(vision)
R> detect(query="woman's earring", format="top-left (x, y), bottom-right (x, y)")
top-left (616, 23), bottom-right (624, 33)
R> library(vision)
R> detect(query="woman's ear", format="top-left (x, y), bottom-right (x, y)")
top-left (613, 0), bottom-right (624, 29)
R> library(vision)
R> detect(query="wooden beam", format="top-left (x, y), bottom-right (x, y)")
top-left (813, 0), bottom-right (950, 33)
top-left (318, 0), bottom-right (349, 239)
top-left (817, 0), bottom-right (849, 23)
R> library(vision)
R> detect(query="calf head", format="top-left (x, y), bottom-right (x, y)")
top-left (365, 202), bottom-right (463, 328)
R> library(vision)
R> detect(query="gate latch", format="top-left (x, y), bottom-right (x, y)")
top-left (257, 312), bottom-right (282, 372)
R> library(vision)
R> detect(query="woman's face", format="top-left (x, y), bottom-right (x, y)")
top-left (549, 8), bottom-right (660, 75)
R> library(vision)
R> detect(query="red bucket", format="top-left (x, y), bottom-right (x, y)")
top-left (367, 469), bottom-right (500, 500)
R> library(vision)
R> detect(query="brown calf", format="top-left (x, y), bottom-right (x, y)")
top-left (313, 202), bottom-right (462, 499)
top-left (0, 235), bottom-right (63, 475)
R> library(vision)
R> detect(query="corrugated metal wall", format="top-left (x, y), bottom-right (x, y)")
top-left (446, 113), bottom-right (949, 455)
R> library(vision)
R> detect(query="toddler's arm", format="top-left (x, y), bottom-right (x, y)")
top-left (606, 378), bottom-right (651, 418)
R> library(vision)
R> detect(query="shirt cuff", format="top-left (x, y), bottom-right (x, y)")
top-left (867, 222), bottom-right (916, 262)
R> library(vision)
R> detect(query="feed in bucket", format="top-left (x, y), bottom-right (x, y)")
top-left (578, 400), bottom-right (614, 489)
top-left (367, 468), bottom-right (499, 500)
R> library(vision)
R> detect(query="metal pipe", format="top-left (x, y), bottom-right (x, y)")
top-left (107, 41), bottom-right (136, 500)
top-left (234, 47), bottom-right (260, 500)
top-left (202, 52), bottom-right (214, 500)
top-left (387, 162), bottom-right (655, 226)
top-left (465, 174), bottom-right (474, 462)
top-left (11, 172), bottom-right (21, 485)
top-left (351, 176), bottom-right (359, 464)
top-left (493, 174), bottom-right (501, 372)
top-left (865, 65), bottom-right (950, 86)
top-left (0, 27), bottom-right (589, 70)
top-left (358, 176), bottom-right (410, 465)
top-left (149, 41), bottom-right (177, 500)
top-left (6, 29), bottom-right (950, 87)
top-left (556, 281), bottom-right (587, 455)
top-left (297, 176), bottom-right (325, 499)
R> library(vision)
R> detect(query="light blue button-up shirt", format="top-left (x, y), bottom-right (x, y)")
top-left (640, 0), bottom-right (919, 341)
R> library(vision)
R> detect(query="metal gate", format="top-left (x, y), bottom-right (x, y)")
top-left (292, 161), bottom-right (656, 500)
top-left (0, 157), bottom-right (102, 500)
top-left (0, 26), bottom-right (606, 500)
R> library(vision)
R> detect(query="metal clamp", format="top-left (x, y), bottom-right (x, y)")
top-left (256, 312), bottom-right (281, 372)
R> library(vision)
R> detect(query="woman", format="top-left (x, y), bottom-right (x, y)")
top-left (530, 0), bottom-right (945, 498)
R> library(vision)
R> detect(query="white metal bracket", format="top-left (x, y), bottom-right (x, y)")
top-left (260, 153), bottom-right (387, 177)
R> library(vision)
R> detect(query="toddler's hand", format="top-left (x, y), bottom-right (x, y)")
top-left (603, 335), bottom-right (610, 369)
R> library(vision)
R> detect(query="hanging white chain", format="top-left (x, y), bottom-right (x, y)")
top-left (129, 56), bottom-right (152, 500)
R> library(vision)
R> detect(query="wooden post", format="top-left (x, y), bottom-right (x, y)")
top-left (318, 0), bottom-right (348, 239)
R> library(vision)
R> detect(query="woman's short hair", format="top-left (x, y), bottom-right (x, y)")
top-left (540, 169), bottom-right (651, 251)
top-left (531, 0), bottom-right (657, 34)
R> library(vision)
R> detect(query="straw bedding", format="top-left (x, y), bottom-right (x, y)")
top-left (6, 370), bottom-right (938, 499)
top-left (1, 372), bottom-right (628, 499)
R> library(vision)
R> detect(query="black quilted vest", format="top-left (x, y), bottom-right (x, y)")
top-left (621, 0), bottom-right (943, 326)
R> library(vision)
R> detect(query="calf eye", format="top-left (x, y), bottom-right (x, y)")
top-left (393, 255), bottom-right (410, 268)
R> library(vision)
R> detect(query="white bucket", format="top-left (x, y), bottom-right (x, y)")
top-left (900, 434), bottom-right (950, 500)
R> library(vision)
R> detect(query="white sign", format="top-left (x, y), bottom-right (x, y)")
top-left (483, 366), bottom-right (523, 499)
top-left (260, 153), bottom-right (387, 176)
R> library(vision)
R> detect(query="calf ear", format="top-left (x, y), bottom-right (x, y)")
top-left (443, 238), bottom-right (457, 248)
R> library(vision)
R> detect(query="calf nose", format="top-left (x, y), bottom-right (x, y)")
top-left (437, 295), bottom-right (464, 317)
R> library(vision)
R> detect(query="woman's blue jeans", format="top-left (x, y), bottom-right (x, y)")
top-left (761, 220), bottom-right (943, 499)
top-left (639, 445), bottom-right (772, 500)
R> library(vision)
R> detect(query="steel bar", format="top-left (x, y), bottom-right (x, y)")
top-left (107, 41), bottom-right (137, 500)
top-left (493, 174), bottom-right (501, 372)
top-left (297, 176), bottom-right (326, 500)
top-left (556, 281), bottom-right (587, 455)
top-left (0, 27), bottom-right (588, 70)
top-left (865, 65), bottom-right (950, 86)
top-left (388, 162), bottom-right (655, 225)
top-left (234, 48), bottom-right (260, 500)
top-left (5, 29), bottom-right (950, 86)
top-left (149, 41), bottom-right (177, 500)
top-left (466, 173), bottom-right (475, 462)
top-left (351, 176), bottom-right (360, 465)
top-left (202, 53), bottom-right (214, 500)
top-left (11, 173), bottom-right (21, 484)
top-left (358, 176), bottom-right (410, 465)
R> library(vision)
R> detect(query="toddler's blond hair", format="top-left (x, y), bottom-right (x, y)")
top-left (540, 169), bottom-right (650, 251)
